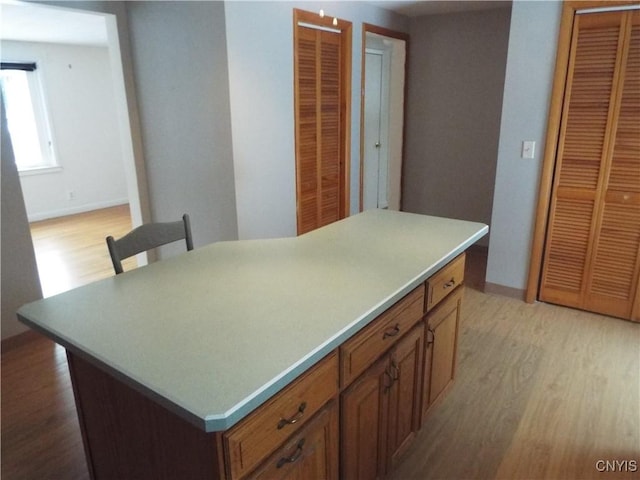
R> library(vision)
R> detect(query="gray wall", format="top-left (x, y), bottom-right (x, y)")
top-left (486, 0), bottom-right (562, 292)
top-left (126, 1), bottom-right (238, 250)
top-left (225, 1), bottom-right (408, 239)
top-left (1, 99), bottom-right (43, 339)
top-left (403, 7), bottom-right (511, 247)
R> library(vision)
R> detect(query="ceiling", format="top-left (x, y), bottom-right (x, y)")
top-left (369, 0), bottom-right (511, 17)
top-left (0, 0), bottom-right (511, 47)
top-left (0, 1), bottom-right (108, 46)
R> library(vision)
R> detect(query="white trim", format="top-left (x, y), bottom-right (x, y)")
top-left (297, 21), bottom-right (341, 34)
top-left (18, 165), bottom-right (63, 176)
top-left (104, 11), bottom-right (142, 229)
top-left (577, 4), bottom-right (639, 14)
top-left (27, 198), bottom-right (129, 222)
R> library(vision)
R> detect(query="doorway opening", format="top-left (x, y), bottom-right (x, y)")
top-left (360, 25), bottom-right (407, 212)
top-left (1, 1), bottom-right (143, 297)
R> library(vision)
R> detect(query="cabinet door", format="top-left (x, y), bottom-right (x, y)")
top-left (341, 357), bottom-right (390, 480)
top-left (423, 287), bottom-right (462, 418)
top-left (386, 325), bottom-right (423, 472)
top-left (249, 401), bottom-right (339, 480)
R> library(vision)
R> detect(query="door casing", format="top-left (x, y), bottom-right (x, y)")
top-left (359, 24), bottom-right (408, 213)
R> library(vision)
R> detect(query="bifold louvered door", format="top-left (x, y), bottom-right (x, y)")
top-left (540, 10), bottom-right (640, 321)
top-left (294, 11), bottom-right (350, 235)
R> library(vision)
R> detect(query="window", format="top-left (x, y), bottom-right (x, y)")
top-left (0, 62), bottom-right (57, 172)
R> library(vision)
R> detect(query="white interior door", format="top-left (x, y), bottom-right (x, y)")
top-left (363, 50), bottom-right (384, 210)
top-left (362, 33), bottom-right (405, 212)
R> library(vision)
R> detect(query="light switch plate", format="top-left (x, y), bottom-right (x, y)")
top-left (522, 141), bottom-right (535, 159)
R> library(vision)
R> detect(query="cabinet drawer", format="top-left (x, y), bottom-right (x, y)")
top-left (425, 253), bottom-right (465, 312)
top-left (340, 286), bottom-right (425, 388)
top-left (224, 352), bottom-right (339, 480)
top-left (248, 401), bottom-right (339, 480)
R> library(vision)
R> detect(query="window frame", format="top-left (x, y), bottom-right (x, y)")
top-left (0, 61), bottom-right (60, 175)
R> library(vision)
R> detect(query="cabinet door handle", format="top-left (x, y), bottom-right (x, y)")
top-left (383, 367), bottom-right (394, 393)
top-left (390, 360), bottom-right (399, 381)
top-left (277, 402), bottom-right (307, 429)
top-left (276, 438), bottom-right (305, 468)
top-left (443, 278), bottom-right (456, 289)
top-left (427, 328), bottom-right (435, 346)
top-left (383, 323), bottom-right (400, 339)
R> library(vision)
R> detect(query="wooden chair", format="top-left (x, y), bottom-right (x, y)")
top-left (106, 214), bottom-right (194, 274)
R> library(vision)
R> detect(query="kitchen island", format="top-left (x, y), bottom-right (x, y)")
top-left (18, 209), bottom-right (487, 479)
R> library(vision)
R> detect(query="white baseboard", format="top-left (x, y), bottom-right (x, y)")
top-left (27, 198), bottom-right (129, 222)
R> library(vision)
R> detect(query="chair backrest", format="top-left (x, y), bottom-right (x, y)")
top-left (106, 214), bottom-right (193, 274)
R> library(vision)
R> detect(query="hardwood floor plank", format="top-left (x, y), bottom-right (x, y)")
top-left (29, 204), bottom-right (135, 297)
top-left (1, 335), bottom-right (89, 480)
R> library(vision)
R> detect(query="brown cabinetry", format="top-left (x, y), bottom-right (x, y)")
top-left (340, 354), bottom-right (389, 480)
top-left (248, 401), bottom-right (339, 480)
top-left (425, 254), bottom-right (465, 312)
top-left (340, 254), bottom-right (466, 479)
top-left (386, 325), bottom-right (424, 471)
top-left (422, 287), bottom-right (463, 417)
top-left (68, 254), bottom-right (468, 480)
top-left (341, 324), bottom-right (423, 480)
top-left (340, 286), bottom-right (425, 387)
top-left (224, 352), bottom-right (338, 479)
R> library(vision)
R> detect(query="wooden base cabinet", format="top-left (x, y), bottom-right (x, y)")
top-left (248, 401), bottom-right (339, 480)
top-left (423, 287), bottom-right (463, 417)
top-left (66, 255), bottom-right (466, 480)
top-left (341, 325), bottom-right (424, 480)
top-left (341, 356), bottom-right (389, 480)
top-left (224, 353), bottom-right (339, 479)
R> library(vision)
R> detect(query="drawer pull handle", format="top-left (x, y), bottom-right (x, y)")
top-left (383, 324), bottom-right (400, 339)
top-left (277, 402), bottom-right (307, 429)
top-left (276, 438), bottom-right (305, 468)
top-left (443, 279), bottom-right (456, 289)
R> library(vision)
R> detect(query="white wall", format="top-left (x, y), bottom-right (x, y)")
top-left (225, 1), bottom-right (408, 239)
top-left (486, 0), bottom-right (562, 292)
top-left (402, 7), bottom-right (511, 246)
top-left (2, 41), bottom-right (129, 221)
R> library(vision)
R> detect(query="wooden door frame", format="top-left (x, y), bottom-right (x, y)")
top-left (359, 24), bottom-right (409, 212)
top-left (525, 0), bottom-right (638, 303)
top-left (293, 9), bottom-right (352, 234)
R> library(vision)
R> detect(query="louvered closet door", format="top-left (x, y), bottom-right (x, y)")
top-left (585, 11), bottom-right (640, 319)
top-left (540, 10), bottom-right (640, 320)
top-left (295, 25), bottom-right (344, 235)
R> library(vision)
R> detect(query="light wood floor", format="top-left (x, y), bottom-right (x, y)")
top-left (2, 220), bottom-right (639, 479)
top-left (29, 204), bottom-right (136, 297)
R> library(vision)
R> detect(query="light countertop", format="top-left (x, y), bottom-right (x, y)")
top-left (18, 209), bottom-right (487, 432)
